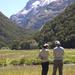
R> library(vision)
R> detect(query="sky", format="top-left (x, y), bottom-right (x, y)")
top-left (0, 0), bottom-right (29, 17)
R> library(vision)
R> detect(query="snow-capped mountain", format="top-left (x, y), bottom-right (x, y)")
top-left (10, 0), bottom-right (75, 30)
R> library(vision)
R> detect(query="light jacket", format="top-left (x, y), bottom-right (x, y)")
top-left (53, 46), bottom-right (64, 60)
top-left (39, 48), bottom-right (49, 62)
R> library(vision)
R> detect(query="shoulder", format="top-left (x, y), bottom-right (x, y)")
top-left (54, 47), bottom-right (58, 50)
top-left (45, 49), bottom-right (49, 51)
top-left (60, 46), bottom-right (64, 50)
top-left (40, 49), bottom-right (42, 52)
top-left (40, 49), bottom-right (49, 51)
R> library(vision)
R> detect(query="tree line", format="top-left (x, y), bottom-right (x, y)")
top-left (0, 3), bottom-right (75, 49)
top-left (34, 3), bottom-right (75, 48)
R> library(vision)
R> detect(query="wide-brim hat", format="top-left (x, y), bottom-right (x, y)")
top-left (55, 40), bottom-right (60, 45)
top-left (43, 43), bottom-right (49, 47)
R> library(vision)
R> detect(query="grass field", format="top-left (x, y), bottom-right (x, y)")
top-left (0, 49), bottom-right (75, 75)
top-left (0, 49), bottom-right (75, 65)
top-left (0, 65), bottom-right (75, 75)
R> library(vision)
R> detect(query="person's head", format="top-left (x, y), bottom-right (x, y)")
top-left (43, 43), bottom-right (49, 49)
top-left (55, 40), bottom-right (61, 47)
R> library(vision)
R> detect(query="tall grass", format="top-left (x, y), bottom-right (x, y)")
top-left (0, 49), bottom-right (75, 75)
top-left (0, 65), bottom-right (75, 75)
top-left (0, 49), bottom-right (75, 65)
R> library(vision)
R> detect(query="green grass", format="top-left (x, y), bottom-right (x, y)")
top-left (0, 49), bottom-right (75, 75)
top-left (0, 65), bottom-right (75, 75)
top-left (64, 49), bottom-right (75, 63)
top-left (0, 49), bottom-right (75, 65)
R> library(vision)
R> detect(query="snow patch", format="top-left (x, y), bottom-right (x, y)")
top-left (32, 1), bottom-right (40, 8)
top-left (21, 10), bottom-right (28, 14)
top-left (21, 9), bottom-right (31, 15)
top-left (50, 0), bottom-right (58, 2)
top-left (40, 0), bottom-right (58, 6)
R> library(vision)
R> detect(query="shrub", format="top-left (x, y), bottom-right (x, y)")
top-left (10, 60), bottom-right (20, 65)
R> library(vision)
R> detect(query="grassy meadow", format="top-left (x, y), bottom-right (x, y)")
top-left (0, 64), bottom-right (75, 75)
top-left (0, 49), bottom-right (75, 75)
top-left (0, 49), bottom-right (75, 65)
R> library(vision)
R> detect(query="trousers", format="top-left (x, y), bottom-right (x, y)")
top-left (52, 60), bottom-right (63, 75)
top-left (41, 62), bottom-right (49, 75)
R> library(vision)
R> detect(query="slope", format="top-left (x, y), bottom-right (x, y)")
top-left (34, 3), bottom-right (75, 48)
top-left (0, 12), bottom-right (26, 48)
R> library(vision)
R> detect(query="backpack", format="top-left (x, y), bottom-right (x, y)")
top-left (39, 49), bottom-right (49, 60)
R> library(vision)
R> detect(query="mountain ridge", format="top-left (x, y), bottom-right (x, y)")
top-left (10, 0), bottom-right (75, 30)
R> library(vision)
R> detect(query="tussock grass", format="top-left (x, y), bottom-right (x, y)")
top-left (0, 65), bottom-right (75, 75)
top-left (0, 49), bottom-right (75, 65)
top-left (0, 49), bottom-right (75, 75)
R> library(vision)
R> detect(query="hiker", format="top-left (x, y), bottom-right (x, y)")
top-left (39, 43), bottom-right (49, 75)
top-left (52, 40), bottom-right (64, 75)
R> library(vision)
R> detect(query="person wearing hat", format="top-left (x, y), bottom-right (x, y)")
top-left (52, 41), bottom-right (64, 75)
top-left (38, 43), bottom-right (49, 75)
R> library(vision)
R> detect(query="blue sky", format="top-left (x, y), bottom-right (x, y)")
top-left (0, 0), bottom-right (29, 17)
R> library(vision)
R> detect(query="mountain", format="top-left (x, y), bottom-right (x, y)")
top-left (10, 0), bottom-right (75, 30)
top-left (34, 3), bottom-right (75, 48)
top-left (0, 12), bottom-right (26, 48)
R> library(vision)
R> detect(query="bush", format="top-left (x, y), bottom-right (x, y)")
top-left (10, 60), bottom-right (20, 65)
top-left (19, 58), bottom-right (25, 65)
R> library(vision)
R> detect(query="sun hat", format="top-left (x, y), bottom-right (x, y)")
top-left (43, 43), bottom-right (49, 47)
top-left (55, 40), bottom-right (60, 45)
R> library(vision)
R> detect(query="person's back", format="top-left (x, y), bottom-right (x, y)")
top-left (38, 43), bottom-right (49, 75)
top-left (52, 41), bottom-right (64, 75)
top-left (53, 46), bottom-right (64, 60)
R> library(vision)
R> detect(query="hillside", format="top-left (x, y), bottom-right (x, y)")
top-left (0, 12), bottom-right (27, 48)
top-left (34, 3), bottom-right (75, 48)
top-left (10, 0), bottom-right (75, 30)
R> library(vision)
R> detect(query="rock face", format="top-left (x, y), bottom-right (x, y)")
top-left (10, 0), bottom-right (75, 30)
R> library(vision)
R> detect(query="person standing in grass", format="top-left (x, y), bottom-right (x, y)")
top-left (52, 40), bottom-right (64, 75)
top-left (39, 43), bottom-right (49, 75)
